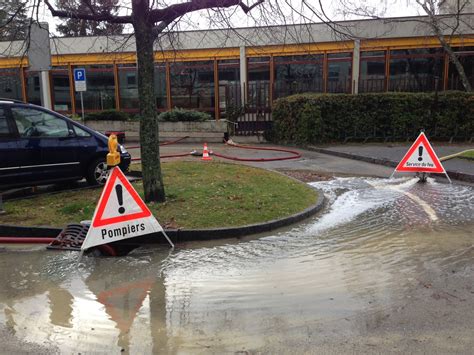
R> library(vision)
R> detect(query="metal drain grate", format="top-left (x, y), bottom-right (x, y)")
top-left (47, 223), bottom-right (90, 251)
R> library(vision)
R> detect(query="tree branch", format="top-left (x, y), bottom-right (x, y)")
top-left (44, 0), bottom-right (132, 24)
top-left (149, 0), bottom-right (264, 24)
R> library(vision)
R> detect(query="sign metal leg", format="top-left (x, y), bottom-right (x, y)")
top-left (161, 230), bottom-right (175, 248)
top-left (80, 92), bottom-right (85, 122)
top-left (444, 172), bottom-right (452, 184)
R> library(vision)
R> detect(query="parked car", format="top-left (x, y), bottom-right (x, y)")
top-left (0, 99), bottom-right (131, 189)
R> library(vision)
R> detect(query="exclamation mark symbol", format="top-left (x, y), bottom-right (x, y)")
top-left (116, 184), bottom-right (125, 214)
top-left (418, 146), bottom-right (423, 161)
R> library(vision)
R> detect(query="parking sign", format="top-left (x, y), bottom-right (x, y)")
top-left (74, 68), bottom-right (87, 92)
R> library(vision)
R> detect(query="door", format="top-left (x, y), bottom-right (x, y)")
top-left (11, 106), bottom-right (82, 184)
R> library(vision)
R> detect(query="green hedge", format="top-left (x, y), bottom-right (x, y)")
top-left (84, 109), bottom-right (131, 121)
top-left (270, 92), bottom-right (474, 144)
top-left (158, 108), bottom-right (211, 122)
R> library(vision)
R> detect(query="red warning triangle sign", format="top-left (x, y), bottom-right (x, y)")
top-left (92, 167), bottom-right (151, 228)
top-left (81, 166), bottom-right (169, 250)
top-left (395, 132), bottom-right (445, 173)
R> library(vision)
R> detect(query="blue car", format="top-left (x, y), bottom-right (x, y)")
top-left (0, 99), bottom-right (131, 189)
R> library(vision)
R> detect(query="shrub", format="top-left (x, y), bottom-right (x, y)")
top-left (270, 92), bottom-right (474, 144)
top-left (158, 108), bottom-right (211, 122)
top-left (84, 109), bottom-right (131, 121)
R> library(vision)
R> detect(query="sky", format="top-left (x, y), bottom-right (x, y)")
top-left (30, 0), bottom-right (422, 36)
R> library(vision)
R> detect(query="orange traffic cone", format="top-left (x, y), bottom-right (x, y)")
top-left (202, 142), bottom-right (212, 161)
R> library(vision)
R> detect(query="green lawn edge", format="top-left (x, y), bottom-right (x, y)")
top-left (459, 150), bottom-right (474, 161)
top-left (1, 161), bottom-right (318, 230)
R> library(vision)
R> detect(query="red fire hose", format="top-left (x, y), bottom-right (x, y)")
top-left (0, 237), bottom-right (56, 244)
top-left (128, 137), bottom-right (301, 163)
top-left (0, 237), bottom-right (117, 256)
top-left (214, 142), bottom-right (301, 162)
top-left (126, 136), bottom-right (190, 150)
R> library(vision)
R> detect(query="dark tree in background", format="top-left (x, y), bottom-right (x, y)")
top-left (0, 0), bottom-right (28, 40)
top-left (44, 0), bottom-right (264, 203)
top-left (55, 0), bottom-right (124, 36)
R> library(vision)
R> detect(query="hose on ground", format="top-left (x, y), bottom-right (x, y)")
top-left (0, 236), bottom-right (117, 256)
top-left (213, 141), bottom-right (301, 162)
top-left (130, 136), bottom-right (302, 163)
top-left (0, 237), bottom-right (56, 244)
top-left (126, 136), bottom-right (190, 150)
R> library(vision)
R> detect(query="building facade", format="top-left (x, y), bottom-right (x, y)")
top-left (0, 15), bottom-right (473, 133)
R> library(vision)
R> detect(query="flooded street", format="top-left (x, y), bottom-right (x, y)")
top-left (1, 177), bottom-right (474, 354)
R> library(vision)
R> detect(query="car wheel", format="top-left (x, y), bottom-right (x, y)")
top-left (86, 158), bottom-right (108, 185)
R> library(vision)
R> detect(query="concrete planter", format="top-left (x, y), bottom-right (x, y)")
top-left (83, 120), bottom-right (229, 143)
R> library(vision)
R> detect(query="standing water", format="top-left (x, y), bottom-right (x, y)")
top-left (1, 177), bottom-right (473, 353)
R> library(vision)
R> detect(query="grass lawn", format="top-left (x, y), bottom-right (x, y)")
top-left (459, 150), bottom-right (474, 160)
top-left (1, 161), bottom-right (318, 229)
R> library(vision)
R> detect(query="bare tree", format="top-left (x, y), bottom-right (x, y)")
top-left (416, 0), bottom-right (472, 91)
top-left (338, 0), bottom-right (473, 92)
top-left (40, 0), bottom-right (264, 203)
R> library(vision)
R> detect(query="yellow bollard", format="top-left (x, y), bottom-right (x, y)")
top-left (107, 134), bottom-right (121, 168)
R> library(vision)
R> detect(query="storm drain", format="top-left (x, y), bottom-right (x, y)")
top-left (47, 223), bottom-right (90, 251)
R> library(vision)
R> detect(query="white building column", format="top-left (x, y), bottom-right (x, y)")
top-left (352, 39), bottom-right (361, 94)
top-left (239, 46), bottom-right (247, 105)
top-left (40, 71), bottom-right (52, 109)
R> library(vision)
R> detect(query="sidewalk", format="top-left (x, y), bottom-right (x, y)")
top-left (308, 143), bottom-right (474, 182)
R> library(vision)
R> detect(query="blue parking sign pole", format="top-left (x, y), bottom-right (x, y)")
top-left (80, 92), bottom-right (84, 122)
top-left (73, 68), bottom-right (87, 122)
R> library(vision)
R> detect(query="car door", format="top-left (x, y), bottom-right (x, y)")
top-left (0, 105), bottom-right (22, 189)
top-left (11, 105), bottom-right (82, 184)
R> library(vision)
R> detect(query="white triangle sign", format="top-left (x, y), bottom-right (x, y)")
top-left (81, 167), bottom-right (173, 250)
top-left (394, 132), bottom-right (445, 174)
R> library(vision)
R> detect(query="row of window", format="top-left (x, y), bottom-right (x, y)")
top-left (359, 47), bottom-right (474, 92)
top-left (0, 47), bottom-right (472, 118)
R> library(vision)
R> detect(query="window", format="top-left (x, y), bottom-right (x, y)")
top-left (248, 57), bottom-right (270, 108)
top-left (327, 52), bottom-right (352, 93)
top-left (389, 48), bottom-right (444, 92)
top-left (170, 61), bottom-right (215, 116)
top-left (448, 47), bottom-right (474, 90)
top-left (118, 65), bottom-right (138, 110)
top-left (0, 68), bottom-right (23, 101)
top-left (73, 125), bottom-right (91, 137)
top-left (359, 50), bottom-right (386, 93)
top-left (51, 67), bottom-right (72, 112)
top-left (0, 109), bottom-right (11, 136)
top-left (25, 71), bottom-right (42, 105)
top-left (155, 63), bottom-right (167, 110)
top-left (74, 65), bottom-right (115, 111)
top-left (12, 107), bottom-right (69, 138)
top-left (274, 54), bottom-right (324, 98)
top-left (218, 59), bottom-right (241, 113)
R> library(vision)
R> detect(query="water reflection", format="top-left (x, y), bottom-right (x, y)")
top-left (1, 177), bottom-right (473, 352)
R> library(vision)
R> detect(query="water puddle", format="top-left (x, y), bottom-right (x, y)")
top-left (1, 177), bottom-right (473, 353)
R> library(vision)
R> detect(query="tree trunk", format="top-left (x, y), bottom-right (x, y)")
top-left (132, 0), bottom-right (166, 202)
top-left (428, 17), bottom-right (472, 92)
top-left (440, 38), bottom-right (472, 92)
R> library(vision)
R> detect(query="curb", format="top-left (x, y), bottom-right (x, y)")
top-left (308, 147), bottom-right (474, 183)
top-left (0, 188), bottom-right (325, 245)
